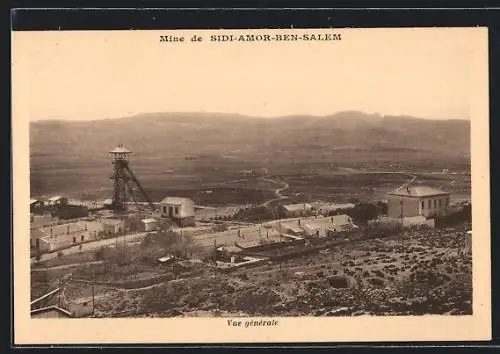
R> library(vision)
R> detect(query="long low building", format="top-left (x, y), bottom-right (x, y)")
top-left (302, 214), bottom-right (356, 238)
top-left (31, 218), bottom-right (127, 253)
top-left (31, 222), bottom-right (91, 252)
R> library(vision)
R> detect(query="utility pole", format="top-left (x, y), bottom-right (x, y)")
top-left (213, 239), bottom-right (217, 277)
top-left (90, 262), bottom-right (95, 318)
top-left (400, 199), bottom-right (404, 247)
top-left (279, 227), bottom-right (283, 272)
top-left (278, 247), bottom-right (282, 272)
top-left (58, 278), bottom-right (62, 309)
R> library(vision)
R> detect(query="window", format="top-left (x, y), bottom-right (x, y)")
top-left (81, 235), bottom-right (84, 241)
top-left (421, 201), bottom-right (425, 209)
top-left (434, 199), bottom-right (437, 208)
top-left (428, 200), bottom-right (431, 209)
top-left (446, 198), bottom-right (449, 206)
top-left (175, 206), bottom-right (179, 214)
top-left (72, 237), bottom-right (76, 244)
top-left (162, 206), bottom-right (167, 213)
top-left (438, 199), bottom-right (442, 208)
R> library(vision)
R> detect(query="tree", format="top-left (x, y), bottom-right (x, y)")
top-left (348, 197), bottom-right (361, 204)
top-left (346, 203), bottom-right (379, 224)
top-left (153, 229), bottom-right (198, 259)
top-left (376, 201), bottom-right (388, 215)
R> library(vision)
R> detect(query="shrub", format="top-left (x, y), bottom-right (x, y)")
top-left (94, 246), bottom-right (106, 261)
top-left (368, 277), bottom-right (384, 286)
top-left (57, 251), bottom-right (64, 258)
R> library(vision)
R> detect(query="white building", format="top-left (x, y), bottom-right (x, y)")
top-left (31, 222), bottom-right (91, 252)
top-left (142, 218), bottom-right (158, 232)
top-left (281, 203), bottom-right (312, 218)
top-left (387, 186), bottom-right (450, 219)
top-left (302, 214), bottom-right (356, 238)
top-left (101, 218), bottom-right (126, 235)
top-left (47, 196), bottom-right (68, 207)
top-left (160, 197), bottom-right (195, 227)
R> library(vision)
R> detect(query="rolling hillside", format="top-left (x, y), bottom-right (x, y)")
top-left (29, 111), bottom-right (470, 197)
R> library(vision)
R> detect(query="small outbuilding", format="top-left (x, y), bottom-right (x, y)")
top-left (160, 197), bottom-right (195, 227)
top-left (142, 218), bottom-right (158, 232)
top-left (281, 203), bottom-right (313, 218)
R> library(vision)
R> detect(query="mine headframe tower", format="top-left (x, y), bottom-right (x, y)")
top-left (109, 145), bottom-right (154, 211)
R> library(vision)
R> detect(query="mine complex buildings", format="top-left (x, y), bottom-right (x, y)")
top-left (30, 144), bottom-right (458, 260)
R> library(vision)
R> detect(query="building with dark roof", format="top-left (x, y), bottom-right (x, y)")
top-left (387, 186), bottom-right (450, 219)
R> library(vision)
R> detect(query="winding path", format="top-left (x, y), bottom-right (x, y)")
top-left (259, 177), bottom-right (290, 207)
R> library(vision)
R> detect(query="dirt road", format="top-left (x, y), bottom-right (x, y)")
top-left (260, 177), bottom-right (289, 207)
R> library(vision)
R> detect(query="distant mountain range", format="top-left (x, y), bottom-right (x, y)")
top-left (29, 111), bottom-right (470, 195)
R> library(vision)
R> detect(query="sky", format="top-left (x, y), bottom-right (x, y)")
top-left (13, 28), bottom-right (486, 122)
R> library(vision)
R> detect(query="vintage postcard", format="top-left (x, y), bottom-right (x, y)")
top-left (12, 27), bottom-right (490, 344)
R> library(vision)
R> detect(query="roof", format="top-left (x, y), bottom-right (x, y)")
top-left (38, 222), bottom-right (86, 237)
top-left (331, 214), bottom-right (353, 226)
top-left (313, 203), bottom-right (356, 211)
top-left (48, 196), bottom-right (65, 202)
top-left (301, 215), bottom-right (352, 231)
top-left (303, 215), bottom-right (352, 229)
top-left (158, 255), bottom-right (175, 263)
top-left (237, 237), bottom-right (284, 249)
top-left (109, 145), bottom-right (131, 154)
top-left (142, 218), bottom-right (157, 224)
top-left (280, 222), bottom-right (304, 234)
top-left (238, 227), bottom-right (280, 241)
top-left (217, 245), bottom-right (243, 253)
top-left (282, 203), bottom-right (312, 212)
top-left (101, 218), bottom-right (124, 226)
top-left (30, 199), bottom-right (40, 205)
top-left (161, 197), bottom-right (193, 205)
top-left (388, 186), bottom-right (450, 197)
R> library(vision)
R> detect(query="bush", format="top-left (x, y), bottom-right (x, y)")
top-left (346, 203), bottom-right (379, 224)
top-left (57, 251), bottom-right (64, 258)
top-left (435, 204), bottom-right (472, 228)
top-left (140, 233), bottom-right (154, 249)
top-left (232, 206), bottom-right (275, 222)
top-left (94, 246), bottom-right (106, 261)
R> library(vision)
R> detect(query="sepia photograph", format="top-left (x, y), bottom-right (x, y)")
top-left (12, 27), bottom-right (490, 343)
